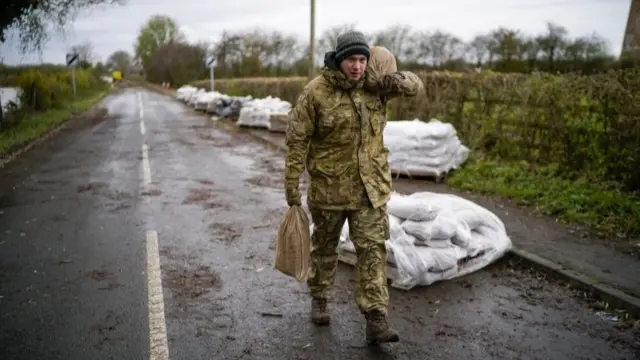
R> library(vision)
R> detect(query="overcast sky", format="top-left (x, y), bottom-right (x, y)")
top-left (0, 0), bottom-right (632, 65)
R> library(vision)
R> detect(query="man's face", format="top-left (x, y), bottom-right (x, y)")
top-left (340, 54), bottom-right (367, 80)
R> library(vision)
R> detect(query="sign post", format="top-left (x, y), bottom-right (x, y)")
top-left (66, 52), bottom-right (79, 96)
top-left (204, 55), bottom-right (216, 92)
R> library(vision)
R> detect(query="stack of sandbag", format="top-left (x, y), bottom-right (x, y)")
top-left (176, 85), bottom-right (199, 103)
top-left (333, 191), bottom-right (512, 290)
top-left (237, 96), bottom-right (291, 129)
top-left (194, 91), bottom-right (222, 111)
top-left (187, 88), bottom-right (206, 108)
top-left (384, 119), bottom-right (470, 177)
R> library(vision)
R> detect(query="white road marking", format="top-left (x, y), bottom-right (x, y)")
top-left (142, 144), bottom-right (151, 185)
top-left (139, 91), bottom-right (169, 359)
top-left (146, 230), bottom-right (169, 360)
top-left (138, 92), bottom-right (145, 121)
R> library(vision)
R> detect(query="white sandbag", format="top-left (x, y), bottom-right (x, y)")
top-left (324, 191), bottom-right (511, 291)
top-left (387, 192), bottom-right (439, 221)
top-left (414, 238), bottom-right (453, 248)
top-left (401, 218), bottom-right (457, 241)
top-left (188, 88), bottom-right (206, 107)
top-left (384, 119), bottom-right (456, 140)
top-left (195, 91), bottom-right (225, 111)
top-left (383, 118), bottom-right (470, 177)
top-left (176, 85), bottom-right (198, 102)
top-left (237, 96), bottom-right (291, 129)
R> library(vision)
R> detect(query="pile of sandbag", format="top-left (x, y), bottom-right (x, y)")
top-left (384, 119), bottom-right (470, 178)
top-left (333, 191), bottom-right (512, 290)
top-left (176, 85), bottom-right (199, 102)
top-left (194, 91), bottom-right (223, 111)
top-left (186, 88), bottom-right (207, 107)
top-left (207, 95), bottom-right (253, 118)
top-left (237, 96), bottom-right (291, 129)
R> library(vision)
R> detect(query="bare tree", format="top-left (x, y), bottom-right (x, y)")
top-left (536, 22), bottom-right (568, 68)
top-left (70, 41), bottom-right (95, 68)
top-left (467, 34), bottom-right (491, 67)
top-left (371, 24), bottom-right (413, 63)
top-left (106, 50), bottom-right (133, 75)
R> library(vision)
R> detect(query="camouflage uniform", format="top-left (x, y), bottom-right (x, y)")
top-left (286, 71), bottom-right (421, 280)
top-left (284, 33), bottom-right (422, 343)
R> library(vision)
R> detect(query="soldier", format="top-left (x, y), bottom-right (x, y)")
top-left (284, 30), bottom-right (422, 344)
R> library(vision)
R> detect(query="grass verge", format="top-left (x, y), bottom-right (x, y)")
top-left (0, 89), bottom-right (109, 155)
top-left (446, 157), bottom-right (640, 240)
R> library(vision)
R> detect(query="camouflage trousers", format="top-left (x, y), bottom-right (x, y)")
top-left (307, 204), bottom-right (390, 314)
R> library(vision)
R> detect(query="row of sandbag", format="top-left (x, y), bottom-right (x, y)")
top-left (332, 191), bottom-right (512, 290)
top-left (175, 85), bottom-right (469, 177)
top-left (176, 86), bottom-right (252, 118)
top-left (175, 85), bottom-right (292, 130)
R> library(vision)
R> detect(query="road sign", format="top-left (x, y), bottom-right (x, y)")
top-left (205, 55), bottom-right (216, 68)
top-left (204, 54), bottom-right (216, 91)
top-left (66, 52), bottom-right (79, 67)
top-left (66, 52), bottom-right (79, 96)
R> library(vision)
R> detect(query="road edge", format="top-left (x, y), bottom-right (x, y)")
top-left (140, 80), bottom-right (640, 318)
top-left (510, 248), bottom-right (640, 317)
top-left (0, 88), bottom-right (115, 169)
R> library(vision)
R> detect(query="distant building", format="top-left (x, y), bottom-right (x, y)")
top-left (622, 0), bottom-right (640, 58)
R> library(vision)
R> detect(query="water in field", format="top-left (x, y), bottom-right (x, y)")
top-left (0, 87), bottom-right (20, 110)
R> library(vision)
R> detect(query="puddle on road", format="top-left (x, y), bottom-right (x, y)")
top-left (215, 151), bottom-right (255, 171)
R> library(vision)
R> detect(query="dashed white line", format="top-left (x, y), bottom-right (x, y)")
top-left (146, 230), bottom-right (169, 360)
top-left (138, 92), bottom-right (145, 121)
top-left (139, 91), bottom-right (169, 360)
top-left (142, 144), bottom-right (151, 185)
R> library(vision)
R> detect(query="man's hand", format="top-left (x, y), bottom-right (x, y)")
top-left (380, 72), bottom-right (405, 89)
top-left (286, 185), bottom-right (302, 207)
top-left (378, 71), bottom-right (423, 98)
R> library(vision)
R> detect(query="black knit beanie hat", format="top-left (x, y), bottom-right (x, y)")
top-left (334, 31), bottom-right (370, 65)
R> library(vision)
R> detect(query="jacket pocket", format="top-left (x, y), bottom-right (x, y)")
top-left (364, 99), bottom-right (385, 136)
top-left (308, 174), bottom-right (352, 206)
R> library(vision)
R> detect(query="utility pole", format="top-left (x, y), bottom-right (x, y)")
top-left (621, 0), bottom-right (639, 58)
top-left (308, 0), bottom-right (316, 82)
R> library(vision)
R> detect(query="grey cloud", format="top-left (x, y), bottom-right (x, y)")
top-left (0, 0), bottom-right (630, 65)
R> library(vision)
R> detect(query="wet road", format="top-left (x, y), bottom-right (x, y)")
top-left (0, 87), bottom-right (637, 360)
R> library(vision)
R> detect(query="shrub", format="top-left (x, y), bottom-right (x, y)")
top-left (192, 69), bottom-right (640, 191)
top-left (16, 68), bottom-right (106, 112)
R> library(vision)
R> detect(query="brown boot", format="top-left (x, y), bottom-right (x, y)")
top-left (311, 298), bottom-right (330, 325)
top-left (365, 310), bottom-right (399, 344)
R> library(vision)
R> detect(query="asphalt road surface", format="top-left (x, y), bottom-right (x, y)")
top-left (0, 88), bottom-right (638, 360)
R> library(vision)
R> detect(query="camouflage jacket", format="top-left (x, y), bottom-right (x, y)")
top-left (285, 68), bottom-right (422, 210)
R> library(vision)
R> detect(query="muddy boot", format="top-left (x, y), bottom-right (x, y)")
top-left (311, 298), bottom-right (330, 325)
top-left (365, 310), bottom-right (399, 344)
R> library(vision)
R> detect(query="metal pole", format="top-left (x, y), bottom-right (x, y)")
top-left (0, 91), bottom-right (4, 130)
top-left (308, 0), bottom-right (316, 82)
top-left (210, 66), bottom-right (214, 92)
top-left (72, 67), bottom-right (76, 96)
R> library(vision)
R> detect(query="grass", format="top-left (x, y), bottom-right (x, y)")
top-left (0, 89), bottom-right (109, 156)
top-left (446, 156), bottom-right (640, 240)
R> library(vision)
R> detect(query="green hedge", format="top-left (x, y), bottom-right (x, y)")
top-left (15, 68), bottom-right (106, 112)
top-left (191, 69), bottom-right (640, 192)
